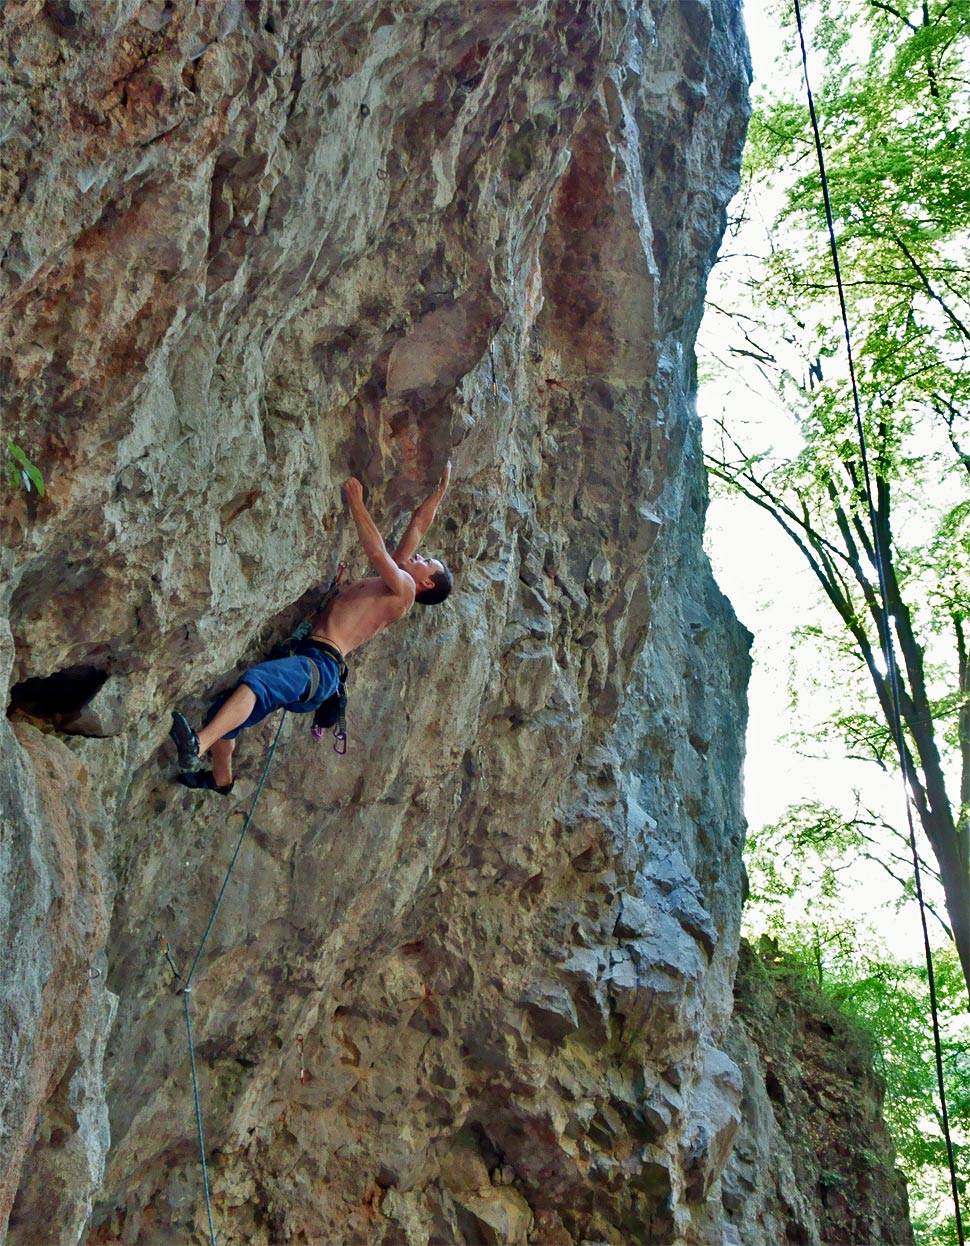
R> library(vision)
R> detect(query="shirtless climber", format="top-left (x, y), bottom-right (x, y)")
top-left (168, 465), bottom-right (453, 793)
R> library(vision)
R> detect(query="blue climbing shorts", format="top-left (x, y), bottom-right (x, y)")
top-left (204, 649), bottom-right (340, 741)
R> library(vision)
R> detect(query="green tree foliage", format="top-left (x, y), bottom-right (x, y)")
top-left (747, 797), bottom-right (949, 938)
top-left (746, 813), bottom-right (969, 1246)
top-left (704, 0), bottom-right (970, 992)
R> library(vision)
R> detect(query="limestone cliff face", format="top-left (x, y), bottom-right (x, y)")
top-left (0, 3), bottom-right (906, 1244)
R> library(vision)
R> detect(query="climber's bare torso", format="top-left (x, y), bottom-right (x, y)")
top-left (312, 547), bottom-right (445, 655)
top-left (311, 577), bottom-right (412, 656)
top-left (310, 473), bottom-right (450, 657)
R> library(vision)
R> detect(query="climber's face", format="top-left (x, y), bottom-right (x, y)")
top-left (402, 554), bottom-right (443, 591)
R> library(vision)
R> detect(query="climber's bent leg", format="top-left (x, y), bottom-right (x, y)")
top-left (209, 736), bottom-right (236, 787)
top-left (197, 685), bottom-right (257, 754)
top-left (170, 655), bottom-right (316, 778)
top-left (171, 701), bottom-right (237, 794)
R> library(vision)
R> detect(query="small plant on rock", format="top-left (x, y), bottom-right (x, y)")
top-left (4, 439), bottom-right (44, 497)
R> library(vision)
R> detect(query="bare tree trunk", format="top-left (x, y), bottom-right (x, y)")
top-left (705, 446), bottom-right (970, 998)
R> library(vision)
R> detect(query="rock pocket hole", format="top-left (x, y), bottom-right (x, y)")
top-left (8, 665), bottom-right (109, 725)
top-left (764, 1068), bottom-right (786, 1106)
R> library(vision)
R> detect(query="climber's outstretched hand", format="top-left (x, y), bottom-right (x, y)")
top-left (416, 459), bottom-right (451, 523)
top-left (392, 460), bottom-right (452, 562)
top-left (343, 477), bottom-right (366, 511)
top-left (433, 461), bottom-right (452, 500)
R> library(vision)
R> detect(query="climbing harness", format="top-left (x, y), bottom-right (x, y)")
top-left (270, 564), bottom-right (350, 754)
top-left (792, 4), bottom-right (964, 1238)
top-left (299, 655), bottom-right (321, 706)
top-left (304, 638), bottom-right (349, 754)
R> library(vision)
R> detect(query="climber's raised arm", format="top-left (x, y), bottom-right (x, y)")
top-left (392, 462), bottom-right (451, 563)
top-left (344, 478), bottom-right (415, 600)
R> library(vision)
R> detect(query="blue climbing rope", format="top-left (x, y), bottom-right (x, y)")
top-left (183, 990), bottom-right (216, 1246)
top-left (158, 709), bottom-right (289, 1246)
top-left (155, 560), bottom-right (350, 1239)
top-left (183, 710), bottom-right (288, 989)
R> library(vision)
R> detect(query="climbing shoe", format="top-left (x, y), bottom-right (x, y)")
top-left (177, 769), bottom-right (234, 796)
top-left (169, 711), bottom-right (202, 772)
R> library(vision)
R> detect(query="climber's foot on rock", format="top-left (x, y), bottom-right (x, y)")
top-left (177, 769), bottom-right (234, 796)
top-left (169, 712), bottom-right (201, 772)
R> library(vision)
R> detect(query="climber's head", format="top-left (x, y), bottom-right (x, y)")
top-left (403, 554), bottom-right (453, 606)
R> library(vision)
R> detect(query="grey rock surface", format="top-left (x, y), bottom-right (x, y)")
top-left (0, 2), bottom-right (911, 1244)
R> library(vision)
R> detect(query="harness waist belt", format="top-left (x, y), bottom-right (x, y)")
top-left (299, 657), bottom-right (321, 706)
top-left (297, 639), bottom-right (347, 677)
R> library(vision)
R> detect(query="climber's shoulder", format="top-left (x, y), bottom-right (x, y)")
top-left (311, 576), bottom-right (412, 654)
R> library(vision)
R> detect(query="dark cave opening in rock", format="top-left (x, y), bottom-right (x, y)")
top-left (7, 665), bottom-right (109, 723)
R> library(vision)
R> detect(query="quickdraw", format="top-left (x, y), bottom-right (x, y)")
top-left (296, 1035), bottom-right (307, 1084)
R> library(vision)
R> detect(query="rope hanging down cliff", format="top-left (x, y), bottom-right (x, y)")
top-left (155, 471), bottom-right (455, 1240)
top-left (157, 708), bottom-right (288, 1246)
top-left (155, 567), bottom-right (348, 1245)
top-left (791, 2), bottom-right (965, 1239)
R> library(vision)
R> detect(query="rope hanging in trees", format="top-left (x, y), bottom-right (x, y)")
top-left (791, 1), bottom-right (965, 1238)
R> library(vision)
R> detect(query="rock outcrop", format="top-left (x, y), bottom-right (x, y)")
top-left (725, 943), bottom-right (914, 1246)
top-left (0, 2), bottom-right (910, 1244)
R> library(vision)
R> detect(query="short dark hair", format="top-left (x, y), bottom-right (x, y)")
top-left (415, 560), bottom-right (453, 606)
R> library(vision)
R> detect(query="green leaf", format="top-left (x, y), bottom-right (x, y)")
top-left (24, 460), bottom-right (45, 497)
top-left (7, 441), bottom-right (30, 468)
top-left (5, 440), bottom-right (45, 498)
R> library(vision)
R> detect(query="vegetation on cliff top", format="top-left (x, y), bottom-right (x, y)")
top-left (745, 813), bottom-right (969, 1245)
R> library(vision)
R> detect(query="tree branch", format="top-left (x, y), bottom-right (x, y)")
top-left (930, 393), bottom-right (970, 479)
top-left (891, 233), bottom-right (970, 343)
top-left (867, 0), bottom-right (918, 29)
